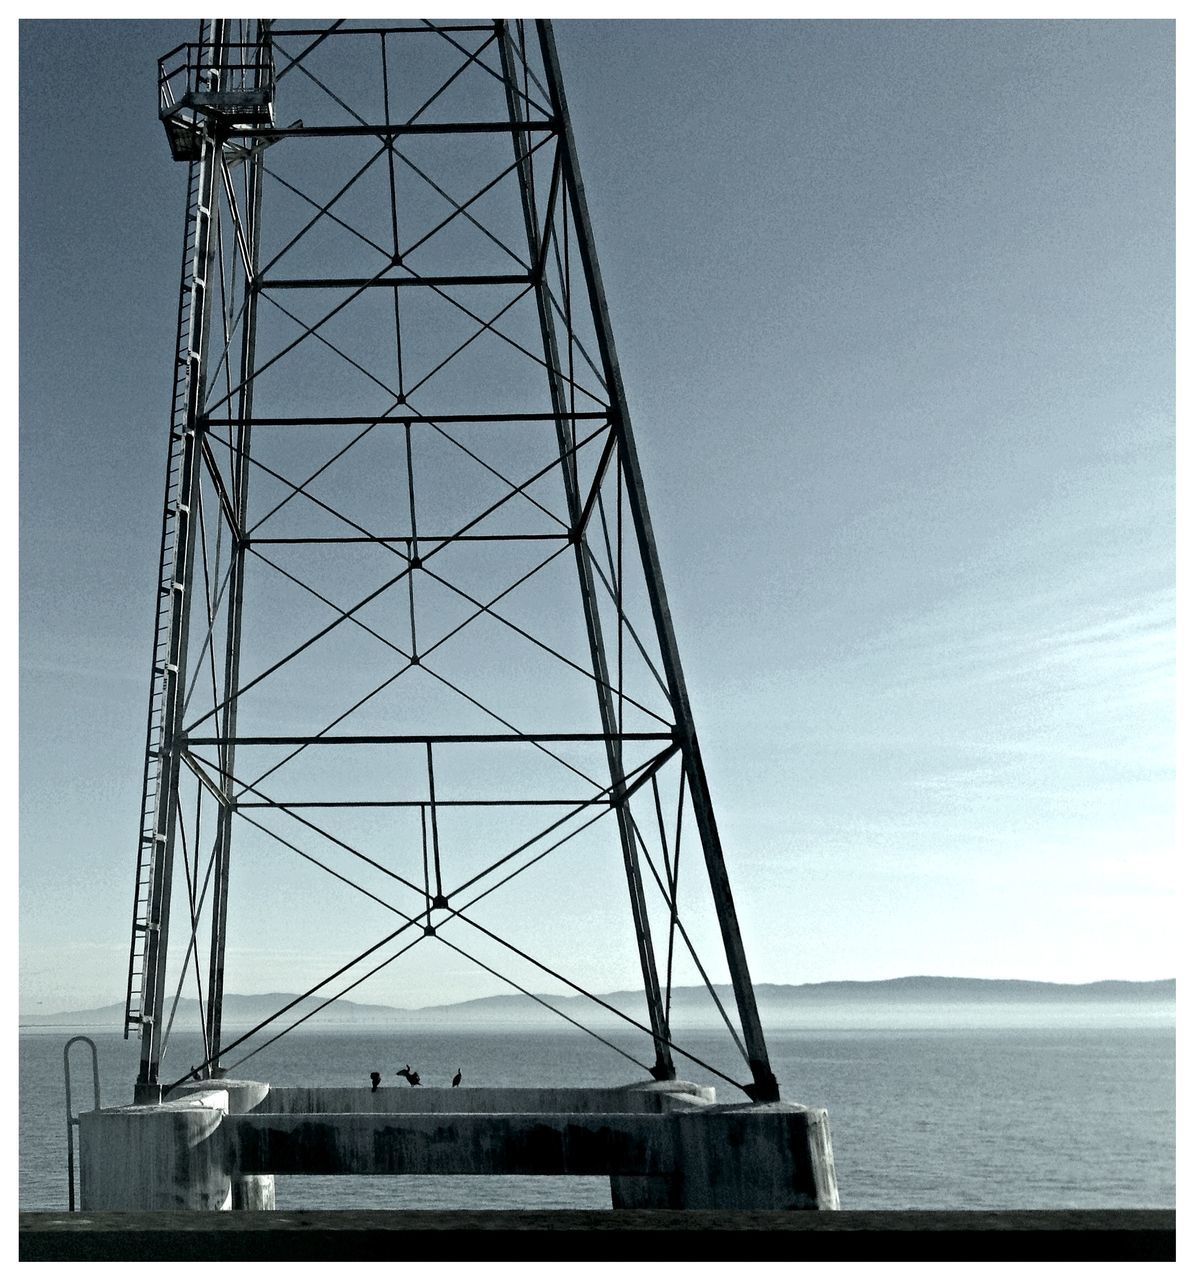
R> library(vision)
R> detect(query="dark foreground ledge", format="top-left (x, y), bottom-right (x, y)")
top-left (19, 1209), bottom-right (1175, 1262)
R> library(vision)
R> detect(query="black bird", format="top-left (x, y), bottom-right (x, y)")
top-left (397, 1064), bottom-right (421, 1087)
top-left (451, 1068), bottom-right (462, 1088)
top-left (370, 1071), bottom-right (381, 1093)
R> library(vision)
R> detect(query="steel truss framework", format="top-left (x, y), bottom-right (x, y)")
top-left (126, 18), bottom-right (780, 1103)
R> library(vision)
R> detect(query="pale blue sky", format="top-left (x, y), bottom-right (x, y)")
top-left (18, 19), bottom-right (1174, 1013)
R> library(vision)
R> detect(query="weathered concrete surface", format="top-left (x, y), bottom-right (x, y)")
top-left (609, 1103), bottom-right (837, 1210)
top-left (225, 1099), bottom-right (837, 1208)
top-left (674, 1103), bottom-right (840, 1210)
top-left (18, 1210), bottom-right (1177, 1262)
top-left (176, 1078), bottom-right (269, 1113)
top-left (176, 1081), bottom-right (277, 1210)
top-left (228, 1111), bottom-right (674, 1177)
top-left (78, 1080), bottom-right (838, 1212)
top-left (259, 1082), bottom-right (714, 1115)
top-left (231, 1175), bottom-right (276, 1211)
top-left (78, 1089), bottom-right (232, 1211)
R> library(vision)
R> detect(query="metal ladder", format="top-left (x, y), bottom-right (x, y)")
top-left (123, 140), bottom-right (207, 1040)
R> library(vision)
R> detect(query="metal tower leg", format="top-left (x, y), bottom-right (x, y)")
top-left (205, 83), bottom-right (267, 1075)
top-left (136, 52), bottom-right (227, 1092)
top-left (499, 22), bottom-right (675, 1081)
top-left (536, 19), bottom-right (779, 1101)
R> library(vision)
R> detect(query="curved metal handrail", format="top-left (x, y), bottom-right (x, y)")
top-left (62, 1036), bottom-right (101, 1212)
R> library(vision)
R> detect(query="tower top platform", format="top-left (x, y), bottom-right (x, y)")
top-left (158, 40), bottom-right (275, 160)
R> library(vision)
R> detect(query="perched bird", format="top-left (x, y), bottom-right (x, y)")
top-left (451, 1068), bottom-right (462, 1088)
top-left (370, 1071), bottom-right (381, 1093)
top-left (397, 1064), bottom-right (422, 1087)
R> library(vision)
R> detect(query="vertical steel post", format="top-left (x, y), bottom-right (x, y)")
top-left (205, 26), bottom-right (269, 1071)
top-left (536, 19), bottom-right (779, 1101)
top-left (137, 21), bottom-right (229, 1092)
top-left (498, 22), bottom-right (674, 1080)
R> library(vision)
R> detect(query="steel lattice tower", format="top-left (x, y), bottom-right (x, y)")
top-left (126, 18), bottom-right (780, 1103)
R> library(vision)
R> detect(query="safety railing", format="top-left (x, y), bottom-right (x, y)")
top-left (63, 1036), bottom-right (101, 1212)
top-left (158, 40), bottom-right (275, 120)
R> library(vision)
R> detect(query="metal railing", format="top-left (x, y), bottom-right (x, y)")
top-left (158, 40), bottom-right (275, 119)
top-left (63, 1037), bottom-right (101, 1212)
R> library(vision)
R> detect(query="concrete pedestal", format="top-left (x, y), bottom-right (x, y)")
top-left (232, 1176), bottom-right (277, 1211)
top-left (79, 1079), bottom-right (838, 1212)
top-left (185, 1079), bottom-right (276, 1211)
top-left (79, 1089), bottom-right (232, 1211)
top-left (673, 1103), bottom-right (839, 1209)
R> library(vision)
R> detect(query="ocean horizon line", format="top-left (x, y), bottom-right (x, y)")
top-left (20, 974), bottom-right (1176, 1028)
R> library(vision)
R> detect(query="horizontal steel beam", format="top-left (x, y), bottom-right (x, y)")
top-left (259, 274), bottom-right (534, 290)
top-left (247, 533), bottom-right (569, 545)
top-left (245, 121), bottom-right (554, 139)
top-left (274, 25), bottom-right (497, 36)
top-left (235, 798), bottom-right (610, 808)
top-left (204, 412), bottom-right (609, 427)
top-left (186, 732), bottom-right (676, 746)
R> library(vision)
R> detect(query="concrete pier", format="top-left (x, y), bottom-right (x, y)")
top-left (78, 1089), bottom-right (233, 1211)
top-left (78, 1079), bottom-right (839, 1212)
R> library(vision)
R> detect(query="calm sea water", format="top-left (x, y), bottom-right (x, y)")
top-left (22, 1010), bottom-right (1175, 1212)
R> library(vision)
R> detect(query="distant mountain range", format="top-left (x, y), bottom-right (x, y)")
top-left (19, 976), bottom-right (1175, 1028)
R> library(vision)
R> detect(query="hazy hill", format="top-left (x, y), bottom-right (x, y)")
top-left (20, 976), bottom-right (1174, 1028)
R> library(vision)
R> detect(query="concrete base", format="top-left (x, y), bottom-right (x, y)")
top-left (232, 1176), bottom-right (276, 1211)
top-left (78, 1079), bottom-right (839, 1213)
top-left (79, 1090), bottom-right (233, 1212)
